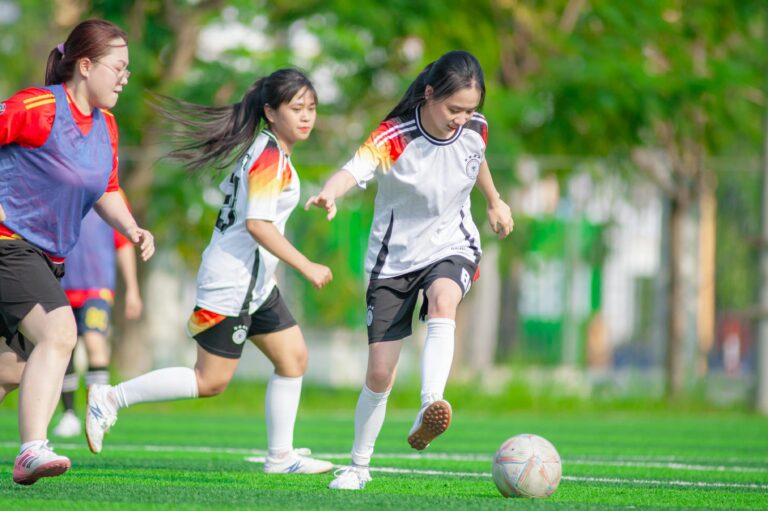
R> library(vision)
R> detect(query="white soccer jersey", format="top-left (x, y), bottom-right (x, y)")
top-left (343, 106), bottom-right (486, 278)
top-left (196, 130), bottom-right (299, 315)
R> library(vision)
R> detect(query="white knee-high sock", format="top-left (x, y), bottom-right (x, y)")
top-left (351, 384), bottom-right (390, 467)
top-left (420, 318), bottom-right (456, 406)
top-left (113, 367), bottom-right (198, 409)
top-left (265, 373), bottom-right (302, 456)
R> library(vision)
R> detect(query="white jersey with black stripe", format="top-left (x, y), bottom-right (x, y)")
top-left (196, 131), bottom-right (300, 315)
top-left (343, 107), bottom-right (487, 278)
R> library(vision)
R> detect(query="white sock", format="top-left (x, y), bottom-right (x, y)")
top-left (420, 318), bottom-right (456, 406)
top-left (20, 440), bottom-right (46, 453)
top-left (350, 384), bottom-right (390, 467)
top-left (86, 369), bottom-right (110, 386)
top-left (61, 372), bottom-right (79, 393)
top-left (265, 373), bottom-right (302, 457)
top-left (113, 367), bottom-right (198, 409)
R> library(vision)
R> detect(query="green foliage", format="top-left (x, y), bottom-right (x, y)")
top-left (0, 1), bottom-right (764, 333)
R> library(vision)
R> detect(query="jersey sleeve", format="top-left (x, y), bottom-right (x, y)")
top-left (466, 113), bottom-right (488, 147)
top-left (342, 119), bottom-right (408, 189)
top-left (0, 88), bottom-right (56, 148)
top-left (113, 229), bottom-right (131, 250)
top-left (100, 109), bottom-right (120, 192)
top-left (246, 141), bottom-right (288, 222)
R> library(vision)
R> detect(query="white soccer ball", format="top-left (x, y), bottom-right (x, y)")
top-left (492, 433), bottom-right (562, 498)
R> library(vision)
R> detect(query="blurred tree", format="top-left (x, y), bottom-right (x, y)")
top-left (266, 0), bottom-right (764, 395)
top-left (1, 1), bottom-right (763, 391)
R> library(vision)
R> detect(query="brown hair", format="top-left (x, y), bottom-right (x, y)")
top-left (386, 50), bottom-right (485, 121)
top-left (45, 19), bottom-right (128, 86)
top-left (155, 68), bottom-right (317, 171)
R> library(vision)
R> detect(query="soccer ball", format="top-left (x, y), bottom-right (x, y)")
top-left (492, 433), bottom-right (562, 498)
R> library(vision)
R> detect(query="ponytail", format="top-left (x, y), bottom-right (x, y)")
top-left (156, 68), bottom-right (317, 172)
top-left (385, 50), bottom-right (485, 121)
top-left (153, 79), bottom-right (267, 171)
top-left (44, 46), bottom-right (67, 86)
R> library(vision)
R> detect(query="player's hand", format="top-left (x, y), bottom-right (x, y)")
top-left (304, 192), bottom-right (337, 221)
top-left (124, 287), bottom-right (143, 320)
top-left (0, 203), bottom-right (5, 222)
top-left (301, 261), bottom-right (333, 289)
top-left (129, 227), bottom-right (155, 261)
top-left (487, 198), bottom-right (513, 240)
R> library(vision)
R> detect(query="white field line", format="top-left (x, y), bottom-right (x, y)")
top-left (2, 440), bottom-right (766, 487)
top-left (248, 458), bottom-right (768, 491)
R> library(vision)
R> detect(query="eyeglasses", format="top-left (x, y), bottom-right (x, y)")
top-left (94, 60), bottom-right (131, 81)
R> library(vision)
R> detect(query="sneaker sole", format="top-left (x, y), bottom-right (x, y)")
top-left (407, 400), bottom-right (452, 450)
top-left (13, 459), bottom-right (71, 485)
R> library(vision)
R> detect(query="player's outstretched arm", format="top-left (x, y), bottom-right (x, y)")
top-left (94, 191), bottom-right (155, 261)
top-left (475, 160), bottom-right (514, 239)
top-left (0, 203), bottom-right (5, 223)
top-left (304, 169), bottom-right (358, 221)
top-left (246, 219), bottom-right (332, 289)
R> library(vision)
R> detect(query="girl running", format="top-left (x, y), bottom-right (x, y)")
top-left (0, 19), bottom-right (154, 485)
top-left (86, 68), bottom-right (334, 475)
top-left (306, 50), bottom-right (513, 490)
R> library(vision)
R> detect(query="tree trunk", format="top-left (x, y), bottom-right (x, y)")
top-left (756, 4), bottom-right (768, 414)
top-left (697, 172), bottom-right (716, 376)
top-left (666, 198), bottom-right (686, 399)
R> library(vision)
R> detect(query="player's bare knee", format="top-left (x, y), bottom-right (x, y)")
top-left (294, 348), bottom-right (308, 374)
top-left (37, 331), bottom-right (77, 353)
top-left (366, 367), bottom-right (394, 391)
top-left (198, 380), bottom-right (229, 397)
top-left (428, 293), bottom-right (460, 316)
top-left (195, 374), bottom-right (230, 397)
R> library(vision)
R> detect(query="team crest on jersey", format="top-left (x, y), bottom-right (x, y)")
top-left (464, 153), bottom-right (481, 179)
top-left (232, 325), bottom-right (248, 344)
top-left (0, 102), bottom-right (5, 115)
top-left (366, 305), bottom-right (374, 327)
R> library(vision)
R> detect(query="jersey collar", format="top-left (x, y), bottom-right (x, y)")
top-left (415, 105), bottom-right (464, 146)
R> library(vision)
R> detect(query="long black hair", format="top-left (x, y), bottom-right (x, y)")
top-left (155, 68), bottom-right (317, 171)
top-left (386, 50), bottom-right (485, 121)
top-left (45, 19), bottom-right (128, 85)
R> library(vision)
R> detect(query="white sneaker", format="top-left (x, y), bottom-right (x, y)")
top-left (53, 410), bottom-right (81, 438)
top-left (263, 448), bottom-right (334, 474)
top-left (407, 399), bottom-right (452, 450)
top-left (328, 465), bottom-right (372, 490)
top-left (13, 441), bottom-right (71, 485)
top-left (85, 384), bottom-right (118, 454)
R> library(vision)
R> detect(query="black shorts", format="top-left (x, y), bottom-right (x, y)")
top-left (366, 255), bottom-right (478, 343)
top-left (73, 298), bottom-right (112, 337)
top-left (188, 287), bottom-right (297, 359)
top-left (0, 239), bottom-right (68, 359)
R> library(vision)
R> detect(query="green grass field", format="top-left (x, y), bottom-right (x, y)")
top-left (0, 385), bottom-right (766, 510)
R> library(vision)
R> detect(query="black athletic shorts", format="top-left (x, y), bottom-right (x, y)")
top-left (73, 298), bottom-right (112, 337)
top-left (188, 286), bottom-right (297, 359)
top-left (0, 239), bottom-right (68, 359)
top-left (365, 255), bottom-right (478, 343)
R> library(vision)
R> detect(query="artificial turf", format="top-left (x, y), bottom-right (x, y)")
top-left (0, 396), bottom-right (766, 510)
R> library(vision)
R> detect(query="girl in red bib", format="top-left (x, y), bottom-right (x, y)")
top-left (0, 19), bottom-right (154, 485)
